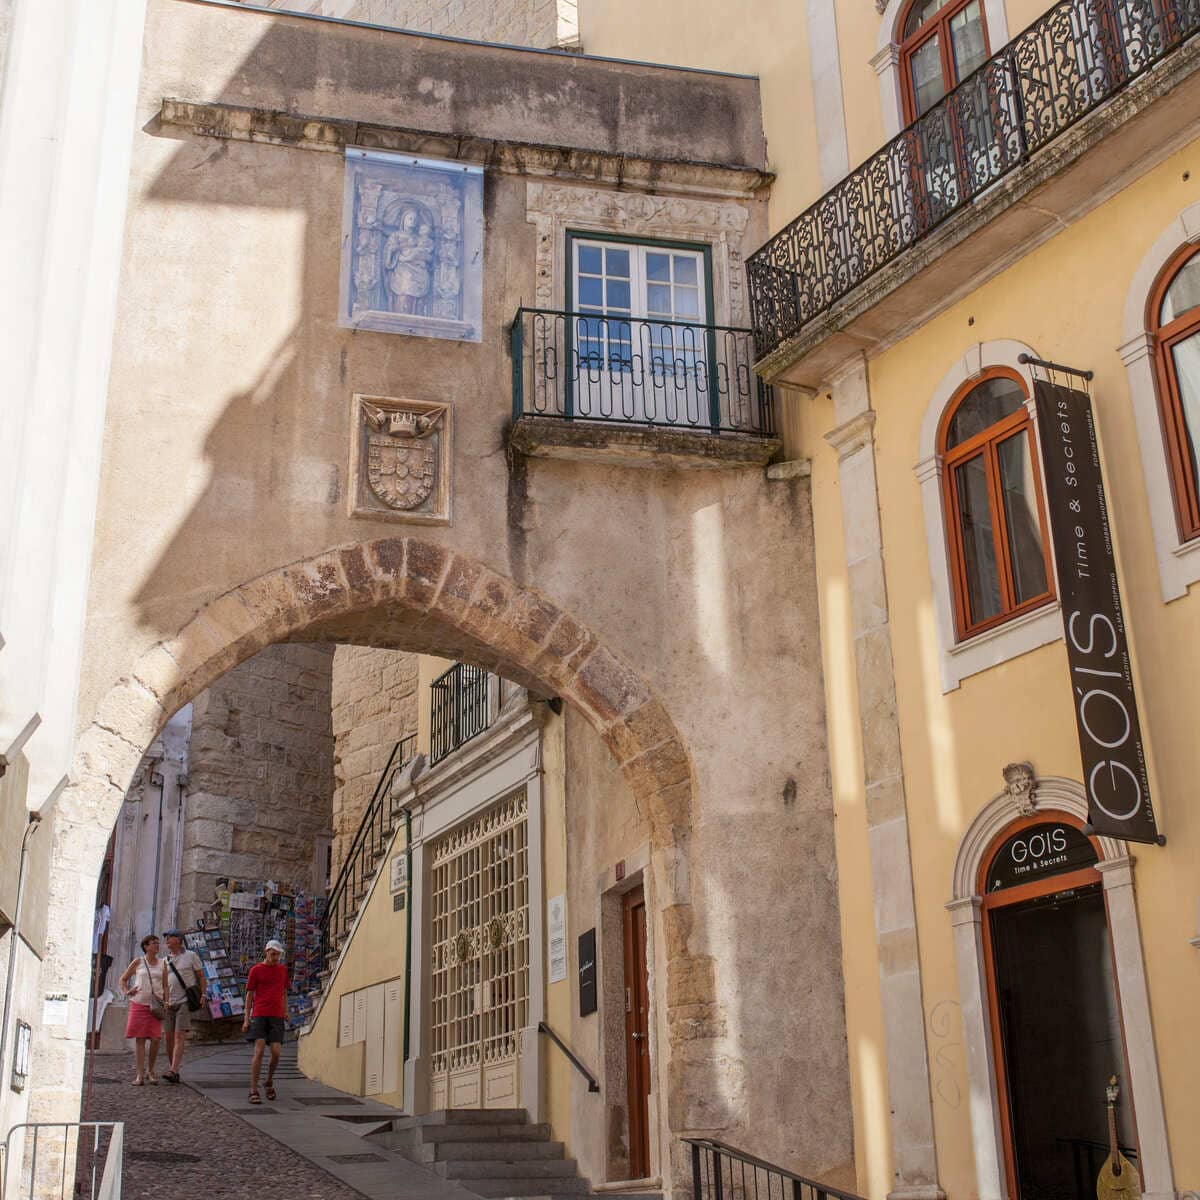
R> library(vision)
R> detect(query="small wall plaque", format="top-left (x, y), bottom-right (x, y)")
top-left (393, 892), bottom-right (406, 912)
top-left (547, 895), bottom-right (567, 984)
top-left (578, 928), bottom-right (597, 1017)
top-left (350, 394), bottom-right (451, 524)
top-left (389, 852), bottom-right (410, 893)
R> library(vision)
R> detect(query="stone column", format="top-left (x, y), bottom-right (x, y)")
top-left (1096, 857), bottom-right (1176, 1200)
top-left (825, 354), bottom-right (943, 1200)
top-left (945, 897), bottom-right (1006, 1200)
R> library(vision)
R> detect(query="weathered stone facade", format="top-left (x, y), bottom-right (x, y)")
top-left (246, 0), bottom-right (579, 48)
top-left (330, 646), bottom-right (418, 879)
top-left (179, 644), bottom-right (335, 924)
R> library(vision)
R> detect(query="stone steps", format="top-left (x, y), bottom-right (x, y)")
top-left (402, 1139), bottom-right (571, 1164)
top-left (438, 1159), bottom-right (580, 1180)
top-left (368, 1108), bottom-right (600, 1198)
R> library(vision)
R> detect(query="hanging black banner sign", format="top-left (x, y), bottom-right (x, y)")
top-left (1033, 379), bottom-right (1160, 844)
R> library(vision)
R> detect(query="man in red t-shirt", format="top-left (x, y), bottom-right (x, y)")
top-left (243, 939), bottom-right (288, 1103)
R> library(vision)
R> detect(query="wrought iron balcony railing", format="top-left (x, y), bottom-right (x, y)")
top-left (748, 0), bottom-right (1200, 359)
top-left (510, 307), bottom-right (776, 437)
top-left (430, 662), bottom-right (495, 765)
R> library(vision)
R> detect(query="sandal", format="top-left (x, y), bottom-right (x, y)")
top-left (248, 1090), bottom-right (262, 1105)
top-left (146, 1073), bottom-right (158, 1085)
top-left (131, 1077), bottom-right (144, 1086)
top-left (264, 1082), bottom-right (276, 1100)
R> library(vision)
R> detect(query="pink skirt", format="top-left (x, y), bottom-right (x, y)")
top-left (125, 1001), bottom-right (163, 1040)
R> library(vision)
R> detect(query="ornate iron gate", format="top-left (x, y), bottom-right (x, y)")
top-left (429, 789), bottom-right (530, 1109)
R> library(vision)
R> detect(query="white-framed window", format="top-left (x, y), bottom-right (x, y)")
top-left (568, 236), bottom-right (716, 428)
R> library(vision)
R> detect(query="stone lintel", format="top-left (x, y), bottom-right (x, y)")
top-left (509, 415), bottom-right (781, 470)
top-left (158, 99), bottom-right (773, 199)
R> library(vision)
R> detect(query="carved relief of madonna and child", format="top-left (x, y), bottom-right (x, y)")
top-left (340, 149), bottom-right (483, 342)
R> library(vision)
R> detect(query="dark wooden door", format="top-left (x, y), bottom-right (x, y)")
top-left (622, 885), bottom-right (651, 1179)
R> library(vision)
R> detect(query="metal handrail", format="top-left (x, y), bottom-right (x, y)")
top-left (510, 306), bottom-right (776, 437)
top-left (686, 1137), bottom-right (865, 1200)
top-left (2, 1121), bottom-right (124, 1200)
top-left (318, 734), bottom-right (417, 967)
top-left (537, 1021), bottom-right (600, 1093)
top-left (747, 0), bottom-right (1200, 358)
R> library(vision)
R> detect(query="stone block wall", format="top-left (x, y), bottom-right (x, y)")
top-left (245, 0), bottom-right (580, 49)
top-left (330, 646), bottom-right (419, 880)
top-left (179, 644), bottom-right (335, 924)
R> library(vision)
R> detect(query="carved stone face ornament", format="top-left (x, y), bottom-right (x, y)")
top-left (1003, 761), bottom-right (1037, 816)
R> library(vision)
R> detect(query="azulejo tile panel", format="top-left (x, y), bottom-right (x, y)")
top-left (339, 149), bottom-right (484, 342)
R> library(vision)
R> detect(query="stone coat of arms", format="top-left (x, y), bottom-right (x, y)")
top-left (350, 394), bottom-right (451, 524)
top-left (364, 403), bottom-right (441, 511)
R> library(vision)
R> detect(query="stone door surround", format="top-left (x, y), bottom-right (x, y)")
top-left (34, 537), bottom-right (711, 1159)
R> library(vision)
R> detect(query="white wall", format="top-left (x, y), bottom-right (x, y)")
top-left (0, 0), bottom-right (148, 1135)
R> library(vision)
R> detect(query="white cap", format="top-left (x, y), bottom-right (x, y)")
top-left (265, 940), bottom-right (286, 954)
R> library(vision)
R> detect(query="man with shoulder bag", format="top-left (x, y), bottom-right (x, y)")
top-left (163, 930), bottom-right (205, 1084)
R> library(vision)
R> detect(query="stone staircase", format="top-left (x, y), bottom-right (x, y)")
top-left (367, 1109), bottom-right (658, 1200)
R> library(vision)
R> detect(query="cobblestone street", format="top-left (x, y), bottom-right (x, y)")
top-left (86, 1045), bottom-right (364, 1199)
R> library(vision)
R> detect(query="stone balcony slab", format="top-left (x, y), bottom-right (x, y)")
top-left (508, 415), bottom-right (781, 470)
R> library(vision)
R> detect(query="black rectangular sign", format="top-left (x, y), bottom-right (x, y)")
top-left (578, 928), bottom-right (597, 1017)
top-left (1033, 379), bottom-right (1159, 844)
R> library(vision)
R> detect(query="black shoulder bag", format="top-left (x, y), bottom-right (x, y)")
top-left (169, 956), bottom-right (203, 1012)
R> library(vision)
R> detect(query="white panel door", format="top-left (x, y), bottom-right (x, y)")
top-left (383, 977), bottom-right (403, 1095)
top-left (338, 992), bottom-right (354, 1047)
top-left (353, 988), bottom-right (367, 1045)
top-left (364, 982), bottom-right (385, 1096)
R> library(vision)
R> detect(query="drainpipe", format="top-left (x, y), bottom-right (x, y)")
top-left (402, 805), bottom-right (413, 1062)
top-left (148, 768), bottom-right (165, 935)
top-left (0, 812), bottom-right (43, 1091)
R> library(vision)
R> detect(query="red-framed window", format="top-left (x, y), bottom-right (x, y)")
top-left (1150, 243), bottom-right (1200, 542)
top-left (939, 369), bottom-right (1055, 640)
top-left (899, 0), bottom-right (991, 120)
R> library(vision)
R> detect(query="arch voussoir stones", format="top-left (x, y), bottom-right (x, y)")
top-left (45, 536), bottom-right (720, 1144)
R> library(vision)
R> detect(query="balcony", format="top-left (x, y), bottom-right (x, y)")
top-left (430, 662), bottom-right (498, 765)
top-left (509, 307), bottom-right (780, 469)
top-left (749, 0), bottom-right (1200, 385)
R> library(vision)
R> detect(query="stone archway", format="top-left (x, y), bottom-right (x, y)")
top-left (34, 537), bottom-right (713, 1153)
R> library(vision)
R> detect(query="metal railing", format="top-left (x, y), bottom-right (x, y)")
top-left (537, 1021), bottom-right (600, 1093)
top-left (687, 1138), bottom-right (865, 1200)
top-left (1, 1122), bottom-right (123, 1200)
top-left (318, 733), bottom-right (417, 967)
top-left (510, 307), bottom-right (776, 436)
top-left (430, 663), bottom-right (493, 765)
top-left (748, 0), bottom-right (1200, 358)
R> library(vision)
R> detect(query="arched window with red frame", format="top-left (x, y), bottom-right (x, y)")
top-left (899, 0), bottom-right (991, 120)
top-left (1150, 243), bottom-right (1200, 541)
top-left (939, 370), bottom-right (1055, 639)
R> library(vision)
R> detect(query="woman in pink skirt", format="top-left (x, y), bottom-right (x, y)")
top-left (118, 934), bottom-right (168, 1084)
